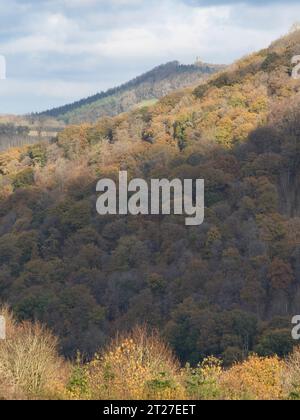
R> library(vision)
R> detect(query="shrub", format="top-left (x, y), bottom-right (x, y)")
top-left (255, 329), bottom-right (294, 357)
top-left (0, 307), bottom-right (68, 400)
top-left (283, 347), bottom-right (300, 400)
top-left (184, 357), bottom-right (223, 400)
top-left (27, 144), bottom-right (47, 167)
top-left (12, 168), bottom-right (34, 190)
top-left (78, 327), bottom-right (186, 400)
top-left (220, 355), bottom-right (284, 400)
top-left (193, 84), bottom-right (210, 99)
top-left (261, 51), bottom-right (291, 73)
top-left (173, 116), bottom-right (193, 151)
top-left (67, 353), bottom-right (90, 400)
top-left (261, 53), bottom-right (281, 72)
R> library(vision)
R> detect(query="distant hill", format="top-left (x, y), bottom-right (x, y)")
top-left (2, 30), bottom-right (300, 362)
top-left (37, 61), bottom-right (224, 124)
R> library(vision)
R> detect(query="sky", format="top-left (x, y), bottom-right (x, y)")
top-left (0, 0), bottom-right (300, 114)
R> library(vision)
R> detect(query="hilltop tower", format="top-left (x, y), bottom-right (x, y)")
top-left (195, 57), bottom-right (204, 67)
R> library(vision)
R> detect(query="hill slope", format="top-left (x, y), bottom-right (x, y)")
top-left (37, 61), bottom-right (223, 124)
top-left (0, 31), bottom-right (300, 362)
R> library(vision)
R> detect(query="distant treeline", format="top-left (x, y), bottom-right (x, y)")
top-left (0, 123), bottom-right (29, 136)
top-left (0, 122), bottom-right (64, 152)
top-left (37, 61), bottom-right (218, 119)
top-left (0, 135), bottom-right (51, 152)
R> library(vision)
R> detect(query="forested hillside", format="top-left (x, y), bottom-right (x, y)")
top-left (0, 30), bottom-right (299, 364)
top-left (37, 61), bottom-right (223, 124)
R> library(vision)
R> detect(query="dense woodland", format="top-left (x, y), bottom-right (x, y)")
top-left (37, 61), bottom-right (223, 124)
top-left (0, 31), bottom-right (299, 366)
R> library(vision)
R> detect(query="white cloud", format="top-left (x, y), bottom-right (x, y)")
top-left (0, 78), bottom-right (99, 98)
top-left (0, 0), bottom-right (300, 113)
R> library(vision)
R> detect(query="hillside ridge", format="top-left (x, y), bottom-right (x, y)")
top-left (36, 60), bottom-right (224, 124)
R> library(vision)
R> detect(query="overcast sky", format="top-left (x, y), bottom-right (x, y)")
top-left (0, 0), bottom-right (299, 115)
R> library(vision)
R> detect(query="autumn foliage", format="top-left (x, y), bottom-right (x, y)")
top-left (0, 307), bottom-right (68, 400)
top-left (0, 30), bottom-right (299, 371)
top-left (1, 311), bottom-right (300, 400)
